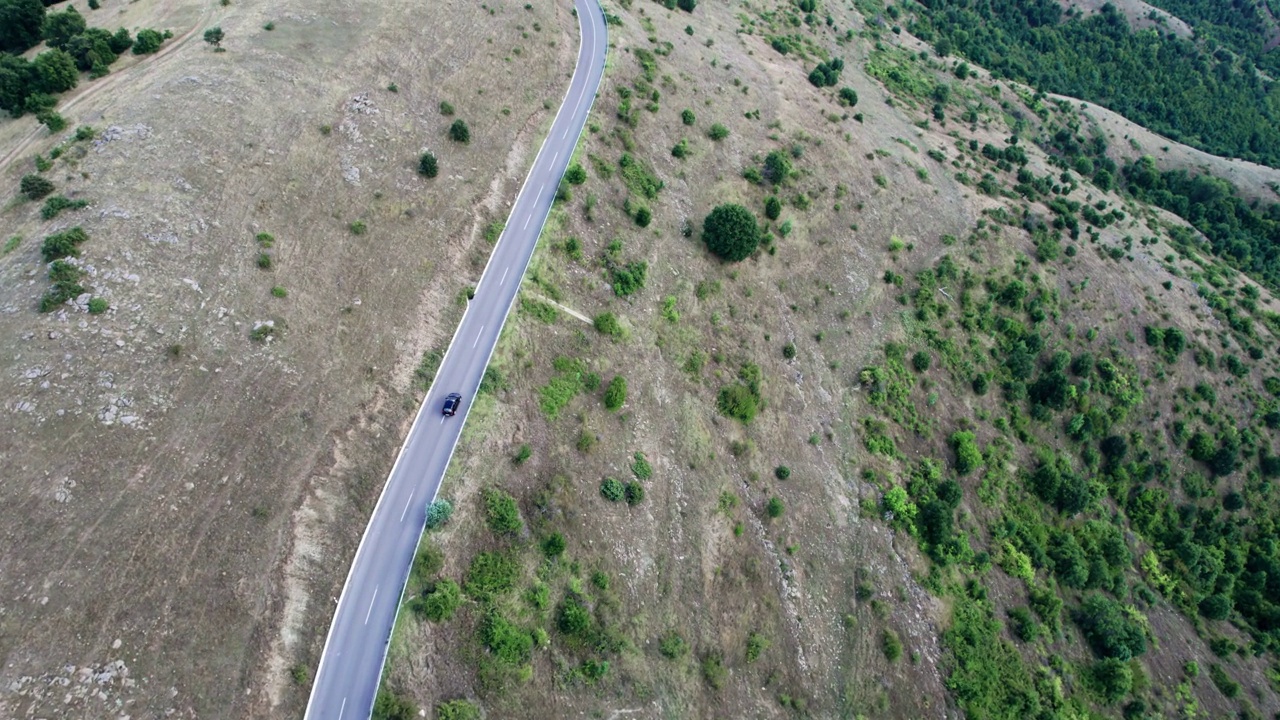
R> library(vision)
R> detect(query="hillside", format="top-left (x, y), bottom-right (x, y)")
top-left (4, 0), bottom-right (1280, 718)
top-left (0, 0), bottom-right (579, 716)
top-left (379, 1), bottom-right (1280, 720)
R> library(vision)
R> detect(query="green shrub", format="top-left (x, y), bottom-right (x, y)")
top-left (708, 123), bottom-right (729, 140)
top-left (512, 444), bottom-right (532, 465)
top-left (439, 101), bottom-right (455, 115)
top-left (1208, 664), bottom-right (1240, 698)
top-left (1075, 594), bottom-right (1147, 660)
top-left (701, 652), bottom-right (727, 689)
top-left (482, 487), bottom-right (522, 536)
top-left (425, 499), bottom-right (453, 529)
top-left (610, 260), bottom-right (648, 296)
top-left (775, 465), bottom-right (790, 480)
top-left (702, 203), bottom-right (760, 261)
top-left (271, 285), bottom-right (287, 298)
top-left (20, 174), bottom-right (55, 200)
top-left (911, 350), bottom-right (931, 372)
top-left (718, 383), bottom-right (758, 423)
top-left (659, 631), bottom-right (688, 659)
top-left (838, 87), bottom-right (858, 106)
top-left (87, 297), bottom-right (108, 314)
top-left (40, 226), bottom-right (88, 262)
top-left (373, 690), bottom-right (417, 720)
top-left (950, 431), bottom-right (982, 475)
top-left (349, 220), bottom-right (367, 235)
top-left (624, 481), bottom-right (645, 506)
top-left (256, 252), bottom-right (272, 269)
top-left (435, 699), bottom-right (481, 720)
top-left (766, 496), bottom-right (784, 518)
top-left (37, 110), bottom-right (67, 132)
top-left (764, 195), bottom-right (782, 220)
top-left (40, 195), bottom-right (86, 219)
top-left (480, 610), bottom-right (533, 665)
top-left (418, 152), bottom-right (438, 178)
top-left (634, 205), bottom-right (652, 227)
top-left (131, 28), bottom-right (164, 54)
top-left (592, 312), bottom-right (625, 339)
top-left (448, 119), bottom-right (470, 143)
top-left (417, 578), bottom-right (461, 622)
top-left (600, 477), bottom-right (624, 502)
top-left (604, 375), bottom-right (627, 410)
top-left (746, 632), bottom-right (769, 663)
top-left (631, 452), bottom-right (652, 479)
top-left (541, 533), bottom-right (565, 558)
top-left (808, 57), bottom-right (844, 87)
top-left (564, 163), bottom-right (586, 184)
top-left (464, 551), bottom-right (519, 601)
top-left (882, 628), bottom-right (903, 661)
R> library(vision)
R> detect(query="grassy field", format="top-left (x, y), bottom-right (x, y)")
top-left (0, 0), bottom-right (575, 717)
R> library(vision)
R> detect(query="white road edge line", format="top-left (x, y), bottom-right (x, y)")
top-left (399, 491), bottom-right (414, 523)
top-left (473, 325), bottom-right (485, 348)
top-left (364, 586), bottom-right (379, 625)
top-left (304, 3), bottom-right (607, 718)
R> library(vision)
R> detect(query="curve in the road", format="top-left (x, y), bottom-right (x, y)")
top-left (303, 1), bottom-right (607, 718)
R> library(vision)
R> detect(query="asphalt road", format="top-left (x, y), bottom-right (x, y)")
top-left (303, 2), bottom-right (606, 718)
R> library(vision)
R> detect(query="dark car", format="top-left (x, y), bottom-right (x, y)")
top-left (442, 392), bottom-right (462, 417)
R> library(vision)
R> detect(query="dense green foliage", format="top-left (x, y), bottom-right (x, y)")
top-left (482, 487), bottom-right (522, 536)
top-left (0, 0), bottom-right (44, 53)
top-left (603, 375), bottom-right (627, 411)
top-left (418, 152), bottom-right (437, 178)
top-left (702, 204), bottom-right (760, 262)
top-left (1123, 156), bottom-right (1280, 293)
top-left (908, 1), bottom-right (1280, 166)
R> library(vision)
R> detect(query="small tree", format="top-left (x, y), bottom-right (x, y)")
top-left (600, 477), bottom-right (625, 502)
top-left (564, 163), bottom-right (586, 184)
top-left (419, 579), bottom-right (461, 622)
top-left (448, 119), bottom-right (470, 143)
top-left (765, 496), bottom-right (784, 518)
top-left (42, 7), bottom-right (85, 49)
top-left (604, 375), bottom-right (627, 411)
top-left (425, 499), bottom-right (453, 529)
top-left (950, 431), bottom-right (982, 475)
top-left (702, 203), bottom-right (760, 261)
top-left (20, 173), bottom-right (54, 200)
top-left (764, 195), bottom-right (782, 220)
top-left (202, 26), bottom-right (224, 49)
top-left (677, 0), bottom-right (696, 10)
top-left (681, 108), bottom-right (695, 125)
top-left (762, 150), bottom-right (792, 184)
top-left (131, 28), bottom-right (164, 55)
top-left (624, 481), bottom-right (645, 506)
top-left (418, 151), bottom-right (438, 178)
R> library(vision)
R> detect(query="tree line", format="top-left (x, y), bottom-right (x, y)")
top-left (908, 0), bottom-right (1280, 168)
top-left (0, 1), bottom-right (168, 120)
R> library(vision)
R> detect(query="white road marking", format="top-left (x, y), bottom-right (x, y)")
top-left (364, 586), bottom-right (379, 625)
top-left (473, 325), bottom-right (485, 348)
top-left (523, 214), bottom-right (532, 230)
top-left (439, 416), bottom-right (445, 425)
top-left (538, 182), bottom-right (545, 197)
top-left (399, 491), bottom-right (414, 522)
top-left (499, 267), bottom-right (509, 286)
top-left (551, 151), bottom-right (559, 166)
top-left (572, 87), bottom-right (585, 116)
top-left (338, 697), bottom-right (346, 720)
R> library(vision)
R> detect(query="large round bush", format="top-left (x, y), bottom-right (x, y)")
top-left (702, 203), bottom-right (760, 262)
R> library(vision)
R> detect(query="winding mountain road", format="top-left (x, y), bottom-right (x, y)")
top-left (303, 1), bottom-right (606, 718)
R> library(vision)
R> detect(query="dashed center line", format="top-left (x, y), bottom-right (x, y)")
top-left (523, 214), bottom-right (532, 230)
top-left (338, 697), bottom-right (347, 720)
top-left (499, 267), bottom-right (509, 286)
top-left (473, 325), bottom-right (485, 348)
top-left (399, 491), bottom-right (414, 523)
top-left (364, 586), bottom-right (379, 625)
